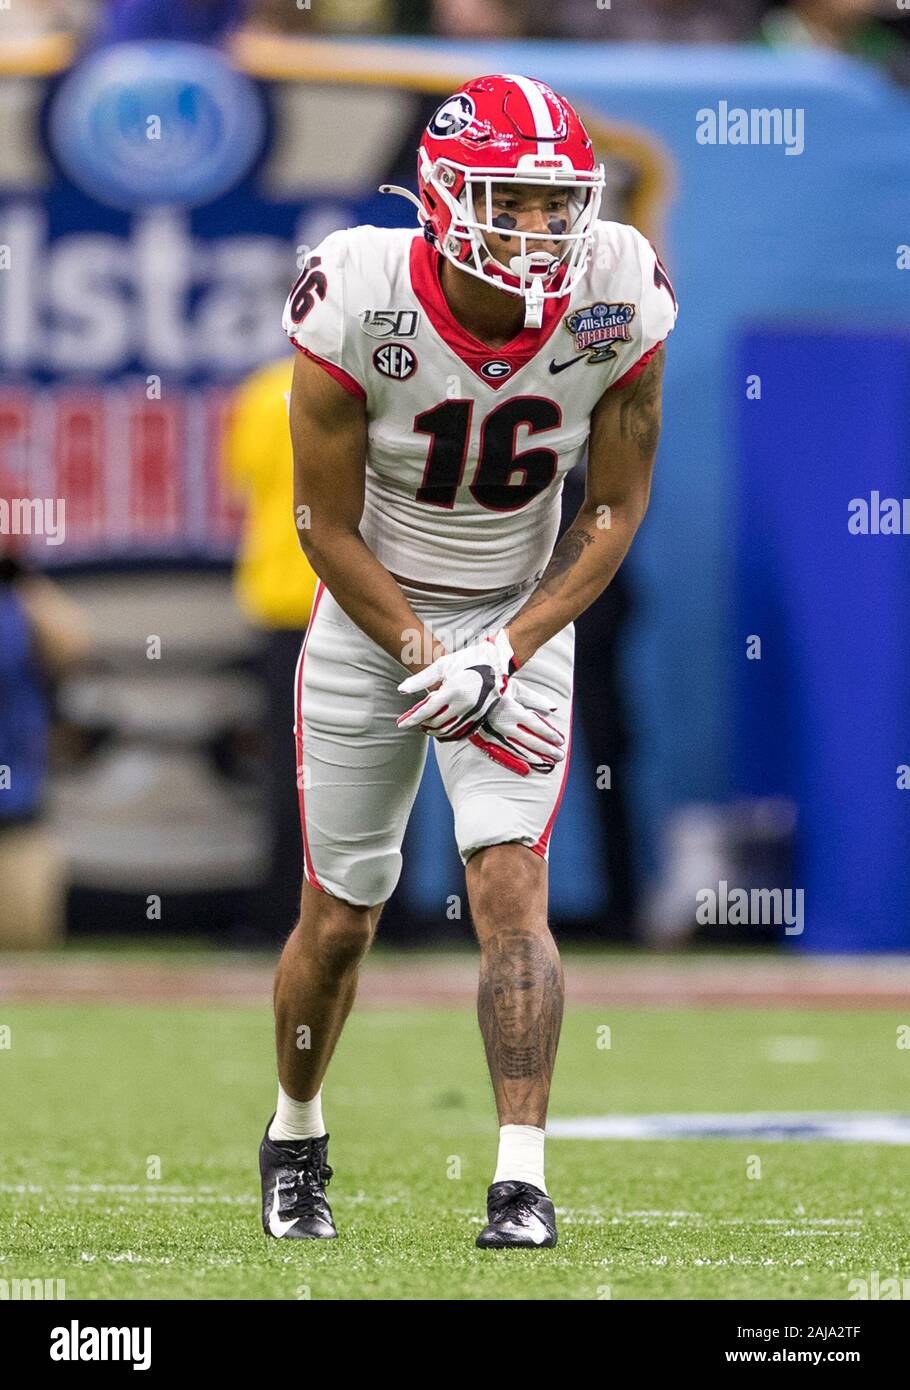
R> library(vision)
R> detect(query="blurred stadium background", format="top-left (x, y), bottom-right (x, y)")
top-left (1, 0), bottom-right (908, 955)
top-left (2, 0), bottom-right (910, 1307)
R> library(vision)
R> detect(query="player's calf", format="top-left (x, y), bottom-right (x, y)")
top-left (263, 888), bottom-right (383, 1239)
top-left (465, 845), bottom-right (564, 1248)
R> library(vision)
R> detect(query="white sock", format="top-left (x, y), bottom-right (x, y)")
top-left (268, 1082), bottom-right (325, 1141)
top-left (493, 1123), bottom-right (547, 1194)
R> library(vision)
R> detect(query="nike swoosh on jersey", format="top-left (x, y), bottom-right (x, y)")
top-left (268, 1180), bottom-right (299, 1237)
top-left (548, 352), bottom-right (587, 374)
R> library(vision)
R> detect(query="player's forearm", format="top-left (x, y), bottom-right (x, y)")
top-left (300, 525), bottom-right (448, 675)
top-left (506, 499), bottom-right (647, 668)
top-left (507, 351), bottom-right (664, 668)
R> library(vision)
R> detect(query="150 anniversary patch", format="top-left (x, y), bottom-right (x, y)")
top-left (564, 302), bottom-right (636, 363)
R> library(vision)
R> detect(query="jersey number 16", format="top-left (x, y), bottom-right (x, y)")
top-left (413, 396), bottom-right (562, 512)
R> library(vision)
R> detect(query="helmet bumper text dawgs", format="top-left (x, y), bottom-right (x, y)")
top-left (380, 74), bottom-right (606, 328)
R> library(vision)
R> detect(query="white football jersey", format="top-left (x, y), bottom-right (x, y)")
top-left (282, 220), bottom-right (677, 589)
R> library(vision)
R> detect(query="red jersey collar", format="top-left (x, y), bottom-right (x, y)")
top-left (408, 235), bottom-right (568, 389)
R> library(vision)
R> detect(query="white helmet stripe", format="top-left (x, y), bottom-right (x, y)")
top-left (503, 73), bottom-right (557, 154)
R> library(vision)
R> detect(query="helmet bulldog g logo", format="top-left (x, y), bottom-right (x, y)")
top-left (427, 94), bottom-right (476, 139)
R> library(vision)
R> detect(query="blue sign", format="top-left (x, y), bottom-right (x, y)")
top-left (48, 42), bottom-right (266, 211)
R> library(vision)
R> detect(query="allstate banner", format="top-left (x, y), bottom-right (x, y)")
top-left (2, 41), bottom-right (304, 562)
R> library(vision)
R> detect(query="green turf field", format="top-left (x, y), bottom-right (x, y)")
top-left (2, 995), bottom-right (909, 1300)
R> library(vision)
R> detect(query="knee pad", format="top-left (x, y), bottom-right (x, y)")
top-left (454, 795), bottom-right (537, 866)
top-left (314, 846), bottom-right (403, 909)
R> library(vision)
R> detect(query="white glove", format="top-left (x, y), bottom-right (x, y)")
top-left (396, 629), bottom-right (515, 741)
top-left (472, 679), bottom-right (566, 776)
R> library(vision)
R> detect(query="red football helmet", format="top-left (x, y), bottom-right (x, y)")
top-left (381, 74), bottom-right (605, 327)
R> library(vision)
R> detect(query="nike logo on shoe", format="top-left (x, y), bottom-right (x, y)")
top-left (268, 1180), bottom-right (299, 1237)
top-left (548, 352), bottom-right (587, 374)
top-left (476, 1179), bottom-right (558, 1248)
top-left (259, 1121), bottom-right (337, 1240)
top-left (523, 1214), bottom-right (552, 1245)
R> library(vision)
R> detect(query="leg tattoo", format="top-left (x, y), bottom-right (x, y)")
top-left (477, 929), bottom-right (564, 1128)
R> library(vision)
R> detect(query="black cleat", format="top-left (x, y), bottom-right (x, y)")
top-left (475, 1180), bottom-right (557, 1249)
top-left (259, 1119), bottom-right (337, 1240)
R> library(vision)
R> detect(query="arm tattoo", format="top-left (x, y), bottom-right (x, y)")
top-left (533, 525), bottom-right (596, 598)
top-left (618, 347), bottom-right (664, 460)
top-left (529, 353), bottom-right (663, 599)
top-left (504, 350), bottom-right (664, 657)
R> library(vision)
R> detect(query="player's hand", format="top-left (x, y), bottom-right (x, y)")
top-left (472, 680), bottom-right (566, 776)
top-left (396, 629), bottom-right (515, 741)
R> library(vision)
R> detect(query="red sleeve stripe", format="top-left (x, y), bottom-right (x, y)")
top-left (292, 342), bottom-right (366, 401)
top-left (610, 340), bottom-right (664, 392)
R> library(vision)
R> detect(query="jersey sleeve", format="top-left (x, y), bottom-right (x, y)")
top-left (606, 226), bottom-right (678, 391)
top-left (281, 230), bottom-right (366, 400)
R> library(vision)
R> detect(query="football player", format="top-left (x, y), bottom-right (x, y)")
top-left (259, 73), bottom-right (677, 1249)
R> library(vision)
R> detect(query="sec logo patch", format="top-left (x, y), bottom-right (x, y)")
top-left (373, 343), bottom-right (417, 380)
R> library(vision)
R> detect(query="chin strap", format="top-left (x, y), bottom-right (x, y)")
top-left (523, 277), bottom-right (545, 329)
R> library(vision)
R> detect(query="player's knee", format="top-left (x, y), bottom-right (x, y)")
top-left (307, 894), bottom-right (375, 976)
top-left (466, 839), bottom-right (545, 931)
top-left (318, 914), bottom-right (374, 975)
